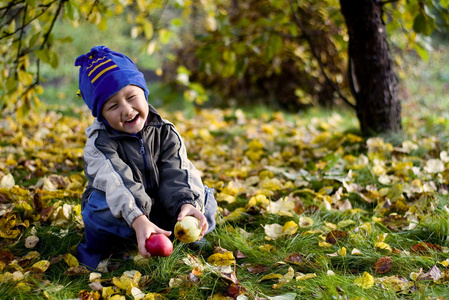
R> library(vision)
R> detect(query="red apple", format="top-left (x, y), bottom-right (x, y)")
top-left (145, 233), bottom-right (173, 257)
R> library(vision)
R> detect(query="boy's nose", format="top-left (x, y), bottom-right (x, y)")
top-left (121, 102), bottom-right (133, 116)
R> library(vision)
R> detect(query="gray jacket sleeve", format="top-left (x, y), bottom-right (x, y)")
top-left (84, 128), bottom-right (150, 226)
top-left (157, 124), bottom-right (205, 217)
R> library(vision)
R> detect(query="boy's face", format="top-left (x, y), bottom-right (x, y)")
top-left (101, 85), bottom-right (149, 134)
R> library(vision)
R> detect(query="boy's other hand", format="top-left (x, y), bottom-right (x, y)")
top-left (178, 204), bottom-right (208, 239)
top-left (132, 215), bottom-right (171, 258)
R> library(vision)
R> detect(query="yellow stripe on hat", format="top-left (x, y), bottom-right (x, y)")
top-left (86, 56), bottom-right (107, 70)
top-left (88, 59), bottom-right (113, 76)
top-left (91, 65), bottom-right (118, 83)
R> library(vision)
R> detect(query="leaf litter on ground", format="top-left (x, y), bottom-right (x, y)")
top-left (0, 107), bottom-right (449, 299)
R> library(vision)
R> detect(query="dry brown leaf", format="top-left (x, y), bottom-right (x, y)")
top-left (305, 205), bottom-right (320, 214)
top-left (219, 270), bottom-right (239, 285)
top-left (374, 256), bottom-right (392, 274)
top-left (325, 230), bottom-right (348, 244)
top-left (0, 193), bottom-right (10, 203)
top-left (294, 202), bottom-right (305, 214)
top-left (78, 290), bottom-right (101, 300)
top-left (18, 251), bottom-right (40, 267)
top-left (0, 250), bottom-right (15, 264)
top-left (247, 264), bottom-right (269, 274)
top-left (410, 242), bottom-right (442, 255)
top-left (50, 254), bottom-right (66, 265)
top-left (381, 214), bottom-right (409, 231)
top-left (48, 174), bottom-right (69, 189)
top-left (39, 206), bottom-right (54, 223)
top-left (233, 249), bottom-right (247, 259)
top-left (32, 192), bottom-right (43, 212)
top-left (284, 253), bottom-right (306, 266)
top-left (224, 283), bottom-right (246, 298)
top-left (64, 265), bottom-right (90, 276)
top-left (213, 246), bottom-right (230, 254)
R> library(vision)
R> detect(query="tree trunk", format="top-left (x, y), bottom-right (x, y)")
top-left (340, 0), bottom-right (402, 135)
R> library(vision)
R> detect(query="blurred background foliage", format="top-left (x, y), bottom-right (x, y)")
top-left (0, 0), bottom-right (449, 122)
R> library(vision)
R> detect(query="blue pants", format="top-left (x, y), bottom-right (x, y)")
top-left (77, 187), bottom-right (217, 269)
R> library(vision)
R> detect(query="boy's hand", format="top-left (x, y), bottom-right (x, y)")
top-left (132, 215), bottom-right (171, 258)
top-left (177, 204), bottom-right (208, 240)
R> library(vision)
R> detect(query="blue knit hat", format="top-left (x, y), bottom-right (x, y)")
top-left (75, 46), bottom-right (149, 118)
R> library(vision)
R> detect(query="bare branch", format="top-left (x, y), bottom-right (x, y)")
top-left (41, 0), bottom-right (66, 48)
top-left (288, 0), bottom-right (356, 109)
top-left (0, 2), bottom-right (55, 41)
top-left (14, 3), bottom-right (28, 78)
top-left (152, 0), bottom-right (169, 31)
top-left (19, 0), bottom-right (66, 98)
top-left (87, 0), bottom-right (100, 20)
top-left (0, 0), bottom-right (24, 16)
top-left (1, 2), bottom-right (25, 28)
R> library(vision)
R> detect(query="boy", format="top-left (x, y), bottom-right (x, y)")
top-left (74, 46), bottom-right (217, 269)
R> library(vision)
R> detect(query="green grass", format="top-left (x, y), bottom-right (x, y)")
top-left (4, 16), bottom-right (449, 300)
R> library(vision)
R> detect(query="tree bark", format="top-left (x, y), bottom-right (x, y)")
top-left (340, 0), bottom-right (402, 135)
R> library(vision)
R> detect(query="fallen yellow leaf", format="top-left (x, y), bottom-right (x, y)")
top-left (318, 241), bottom-right (333, 248)
top-left (259, 244), bottom-right (276, 252)
top-left (374, 242), bottom-right (392, 253)
top-left (64, 253), bottom-right (79, 268)
top-left (299, 216), bottom-right (314, 228)
top-left (354, 272), bottom-right (374, 289)
top-left (338, 247), bottom-right (347, 256)
top-left (207, 252), bottom-right (236, 266)
top-left (375, 275), bottom-right (413, 292)
top-left (267, 197), bottom-right (295, 216)
top-left (282, 221), bottom-right (298, 235)
top-left (296, 273), bottom-right (317, 281)
top-left (30, 260), bottom-right (50, 273)
top-left (264, 223), bottom-right (284, 240)
top-left (258, 273), bottom-right (283, 282)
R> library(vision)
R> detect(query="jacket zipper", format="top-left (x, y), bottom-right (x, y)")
top-left (139, 138), bottom-right (146, 155)
top-left (139, 137), bottom-right (152, 189)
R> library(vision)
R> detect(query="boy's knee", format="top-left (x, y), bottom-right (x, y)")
top-left (204, 186), bottom-right (217, 233)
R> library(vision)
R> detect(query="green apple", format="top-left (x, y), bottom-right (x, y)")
top-left (174, 216), bottom-right (202, 243)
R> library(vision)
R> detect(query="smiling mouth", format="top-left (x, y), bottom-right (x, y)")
top-left (124, 114), bottom-right (139, 124)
